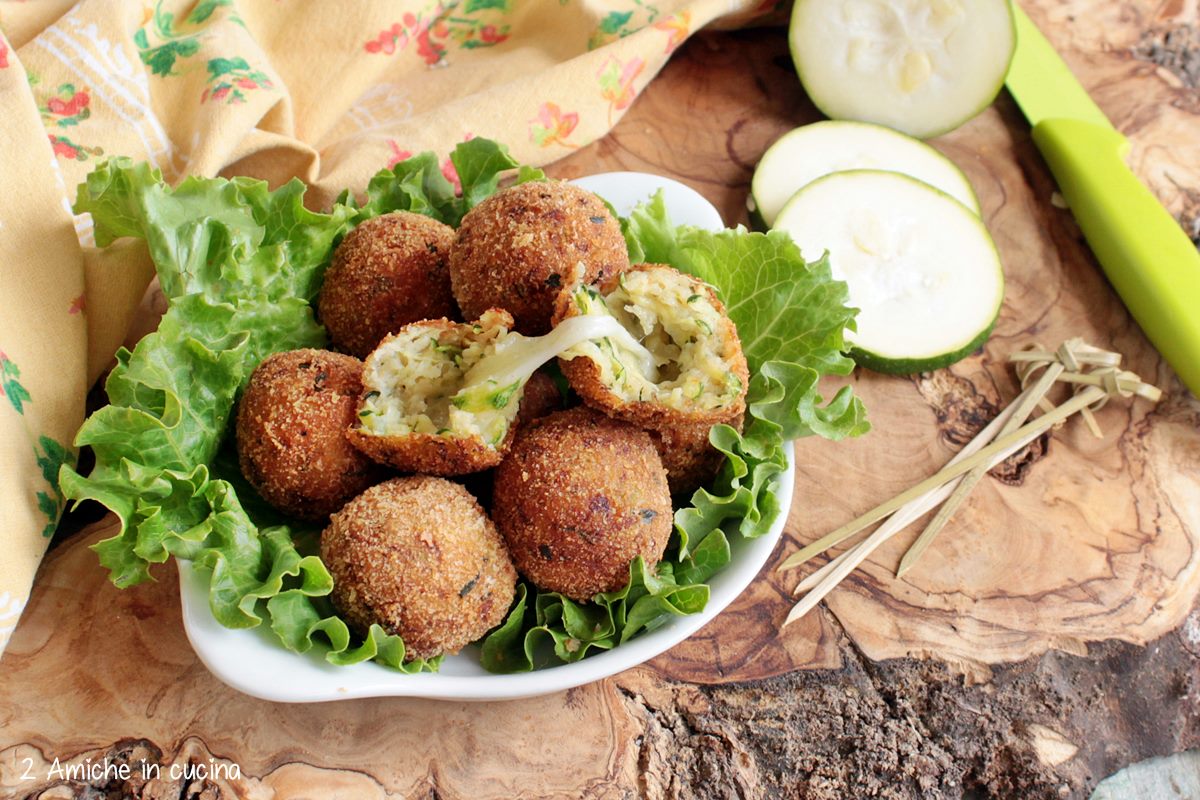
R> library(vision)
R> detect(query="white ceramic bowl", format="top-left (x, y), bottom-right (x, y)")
top-left (179, 172), bottom-right (792, 702)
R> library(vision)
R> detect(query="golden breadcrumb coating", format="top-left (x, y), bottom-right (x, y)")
top-left (449, 180), bottom-right (629, 335)
top-left (319, 211), bottom-right (457, 358)
top-left (646, 411), bottom-right (744, 497)
top-left (492, 407), bottom-right (672, 601)
top-left (322, 476), bottom-right (517, 660)
top-left (236, 349), bottom-right (382, 520)
top-left (514, 369), bottom-right (564, 430)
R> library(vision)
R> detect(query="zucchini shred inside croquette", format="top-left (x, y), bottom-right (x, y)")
top-left (348, 309), bottom-right (525, 474)
top-left (555, 264), bottom-right (748, 425)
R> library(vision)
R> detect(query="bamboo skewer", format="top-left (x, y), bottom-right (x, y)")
top-left (894, 360), bottom-right (1065, 578)
top-left (791, 398), bottom-right (1030, 595)
top-left (778, 398), bottom-right (1025, 573)
top-left (784, 410), bottom-right (1060, 625)
top-left (777, 339), bottom-right (1162, 630)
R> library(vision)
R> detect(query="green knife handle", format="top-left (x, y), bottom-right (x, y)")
top-left (1033, 117), bottom-right (1200, 396)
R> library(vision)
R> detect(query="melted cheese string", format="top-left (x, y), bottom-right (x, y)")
top-left (461, 315), bottom-right (656, 393)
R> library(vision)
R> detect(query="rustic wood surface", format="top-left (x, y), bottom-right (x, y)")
top-left (2, 2), bottom-right (1199, 798)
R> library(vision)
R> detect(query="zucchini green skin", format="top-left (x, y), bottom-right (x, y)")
top-left (849, 316), bottom-right (998, 375)
top-left (772, 169), bottom-right (1005, 376)
top-left (746, 200), bottom-right (769, 233)
top-left (751, 120), bottom-right (982, 229)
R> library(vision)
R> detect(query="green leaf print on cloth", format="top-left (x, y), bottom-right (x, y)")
top-left (0, 352), bottom-right (31, 415)
top-left (134, 0), bottom-right (240, 78)
top-left (202, 57), bottom-right (273, 104)
top-left (35, 436), bottom-right (72, 537)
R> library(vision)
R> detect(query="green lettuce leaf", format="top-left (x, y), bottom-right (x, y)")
top-left (480, 557), bottom-right (709, 672)
top-left (345, 137), bottom-right (526, 227)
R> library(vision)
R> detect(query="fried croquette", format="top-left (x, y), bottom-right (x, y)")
top-left (319, 212), bottom-right (457, 358)
top-left (449, 180), bottom-right (630, 335)
top-left (514, 369), bottom-right (564, 430)
top-left (647, 411), bottom-right (744, 497)
top-left (492, 407), bottom-right (672, 601)
top-left (554, 264), bottom-right (749, 426)
top-left (321, 477), bottom-right (517, 660)
top-left (236, 349), bottom-right (382, 520)
top-left (347, 309), bottom-right (529, 475)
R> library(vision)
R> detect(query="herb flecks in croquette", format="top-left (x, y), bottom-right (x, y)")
top-left (554, 263), bottom-right (749, 427)
top-left (347, 310), bottom-right (522, 474)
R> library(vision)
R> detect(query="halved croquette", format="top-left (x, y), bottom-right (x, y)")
top-left (554, 264), bottom-right (748, 427)
top-left (347, 310), bottom-right (527, 475)
top-left (236, 349), bottom-right (382, 520)
top-left (321, 476), bottom-right (518, 660)
top-left (492, 407), bottom-right (672, 601)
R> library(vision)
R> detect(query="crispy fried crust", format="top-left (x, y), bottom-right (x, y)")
top-left (346, 426), bottom-right (514, 475)
top-left (346, 312), bottom-right (520, 476)
top-left (236, 349), bottom-right (383, 520)
top-left (646, 411), bottom-right (744, 497)
top-left (319, 212), bottom-right (457, 358)
top-left (552, 263), bottom-right (749, 427)
top-left (449, 180), bottom-right (630, 335)
top-left (492, 407), bottom-right (672, 602)
top-left (321, 476), bottom-right (518, 660)
top-left (514, 369), bottom-right (564, 430)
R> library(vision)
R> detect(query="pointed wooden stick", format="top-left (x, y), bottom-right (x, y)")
top-left (780, 341), bottom-right (1162, 631)
top-left (794, 548), bottom-right (852, 596)
top-left (894, 362), bottom-right (1064, 578)
top-left (788, 378), bottom-right (1051, 597)
top-left (783, 415), bottom-right (1056, 626)
top-left (779, 385), bottom-right (1107, 580)
top-left (794, 470), bottom-right (974, 596)
top-left (777, 396), bottom-right (1025, 573)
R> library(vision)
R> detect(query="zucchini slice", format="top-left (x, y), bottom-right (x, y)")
top-left (750, 120), bottom-right (980, 228)
top-left (789, 0), bottom-right (1016, 139)
top-left (773, 169), bottom-right (1004, 374)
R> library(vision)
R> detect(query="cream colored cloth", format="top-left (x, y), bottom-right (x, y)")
top-left (0, 0), bottom-right (771, 657)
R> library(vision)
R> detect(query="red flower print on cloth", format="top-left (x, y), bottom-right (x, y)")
top-left (364, 2), bottom-right (510, 66)
top-left (40, 84), bottom-right (93, 128)
top-left (654, 12), bottom-right (690, 54)
top-left (0, 38), bottom-right (9, 69)
top-left (529, 102), bottom-right (579, 149)
top-left (49, 134), bottom-right (103, 162)
top-left (597, 56), bottom-right (645, 125)
top-left (201, 57), bottom-right (272, 104)
top-left (387, 141), bottom-right (414, 168)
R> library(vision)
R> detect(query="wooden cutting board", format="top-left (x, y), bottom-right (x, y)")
top-left (2, 3), bottom-right (1199, 798)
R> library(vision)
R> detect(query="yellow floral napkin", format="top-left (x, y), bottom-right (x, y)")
top-left (0, 0), bottom-right (771, 657)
